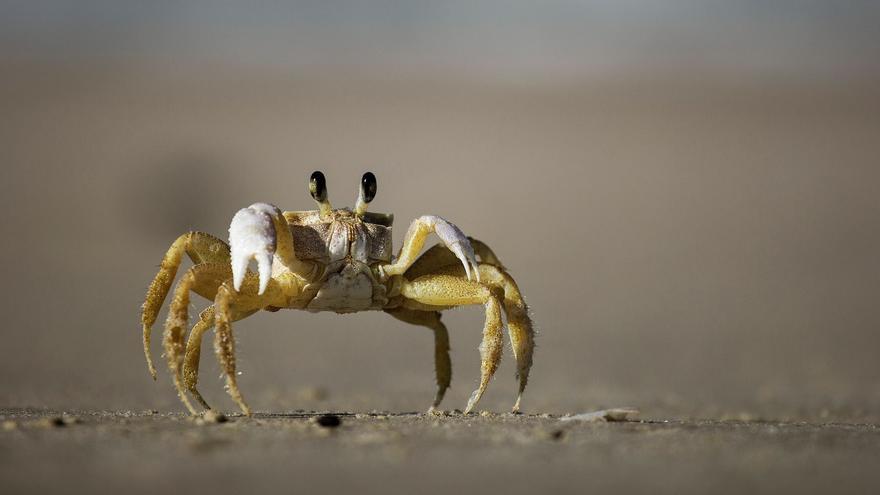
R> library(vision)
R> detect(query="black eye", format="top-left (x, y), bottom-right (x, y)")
top-left (361, 172), bottom-right (377, 203)
top-left (310, 171), bottom-right (327, 201)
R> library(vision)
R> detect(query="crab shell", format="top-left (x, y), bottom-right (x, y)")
top-left (283, 209), bottom-right (394, 264)
top-left (280, 209), bottom-right (396, 313)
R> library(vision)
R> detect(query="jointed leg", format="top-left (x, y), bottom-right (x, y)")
top-left (427, 263), bottom-right (535, 413)
top-left (404, 237), bottom-right (504, 281)
top-left (504, 305), bottom-right (533, 413)
top-left (141, 232), bottom-right (230, 379)
top-left (469, 295), bottom-right (503, 414)
top-left (382, 216), bottom-right (481, 282)
top-left (213, 274), bottom-right (287, 415)
top-left (470, 238), bottom-right (505, 269)
top-left (163, 262), bottom-right (232, 414)
top-left (482, 268), bottom-right (534, 413)
top-left (403, 239), bottom-right (536, 413)
top-left (401, 275), bottom-right (505, 414)
top-left (385, 308), bottom-right (452, 411)
top-left (183, 306), bottom-right (259, 411)
top-left (184, 314), bottom-right (213, 410)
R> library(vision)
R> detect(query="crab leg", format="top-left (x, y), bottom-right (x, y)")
top-left (212, 274), bottom-right (287, 415)
top-left (142, 232), bottom-right (230, 379)
top-left (183, 310), bottom-right (214, 410)
top-left (213, 285), bottom-right (245, 414)
top-left (439, 264), bottom-right (534, 413)
top-left (401, 275), bottom-right (505, 414)
top-left (381, 216), bottom-right (481, 282)
top-left (400, 245), bottom-right (536, 413)
top-left (182, 306), bottom-right (259, 411)
top-left (163, 262), bottom-right (233, 414)
top-left (475, 265), bottom-right (534, 413)
top-left (385, 308), bottom-right (452, 412)
top-left (402, 237), bottom-right (505, 281)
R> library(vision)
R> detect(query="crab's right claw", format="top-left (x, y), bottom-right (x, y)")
top-left (229, 203), bottom-right (278, 295)
top-left (431, 216), bottom-right (481, 282)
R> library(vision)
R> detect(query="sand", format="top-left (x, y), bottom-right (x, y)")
top-left (3, 407), bottom-right (880, 495)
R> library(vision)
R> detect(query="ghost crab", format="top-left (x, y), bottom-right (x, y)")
top-left (141, 171), bottom-right (534, 416)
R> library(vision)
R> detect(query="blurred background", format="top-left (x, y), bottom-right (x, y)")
top-left (2, 0), bottom-right (879, 421)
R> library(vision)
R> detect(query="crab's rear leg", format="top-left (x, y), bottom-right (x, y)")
top-left (141, 232), bottom-right (230, 379)
top-left (385, 308), bottom-right (452, 412)
top-left (478, 266), bottom-right (533, 413)
top-left (405, 243), bottom-right (534, 413)
top-left (401, 275), bottom-right (505, 414)
top-left (442, 264), bottom-right (534, 413)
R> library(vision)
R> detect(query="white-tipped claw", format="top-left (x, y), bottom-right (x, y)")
top-left (229, 203), bottom-right (278, 295)
top-left (429, 216), bottom-right (481, 283)
top-left (450, 241), bottom-right (481, 283)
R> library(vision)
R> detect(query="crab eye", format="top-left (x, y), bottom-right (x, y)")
top-left (310, 171), bottom-right (327, 202)
top-left (361, 172), bottom-right (377, 203)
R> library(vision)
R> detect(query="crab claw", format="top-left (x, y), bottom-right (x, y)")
top-left (229, 203), bottom-right (278, 295)
top-left (428, 216), bottom-right (481, 282)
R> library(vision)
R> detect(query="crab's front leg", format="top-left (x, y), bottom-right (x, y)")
top-left (212, 272), bottom-right (290, 415)
top-left (229, 202), bottom-right (314, 294)
top-left (381, 215), bottom-right (481, 282)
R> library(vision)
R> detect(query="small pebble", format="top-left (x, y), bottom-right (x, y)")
top-left (202, 410), bottom-right (228, 424)
top-left (34, 416), bottom-right (66, 428)
top-left (313, 414), bottom-right (342, 428)
top-left (65, 417), bottom-right (82, 426)
top-left (195, 409), bottom-right (229, 426)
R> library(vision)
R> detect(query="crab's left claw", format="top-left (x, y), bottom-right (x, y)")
top-left (384, 215), bottom-right (482, 282)
top-left (229, 203), bottom-right (279, 295)
top-left (427, 216), bottom-right (481, 282)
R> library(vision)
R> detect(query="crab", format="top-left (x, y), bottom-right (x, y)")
top-left (141, 171), bottom-right (534, 416)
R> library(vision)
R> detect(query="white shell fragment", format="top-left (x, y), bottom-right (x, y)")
top-left (559, 408), bottom-right (640, 423)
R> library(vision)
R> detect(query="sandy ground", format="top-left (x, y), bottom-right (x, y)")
top-left (2, 62), bottom-right (880, 493)
top-left (3, 407), bottom-right (880, 495)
